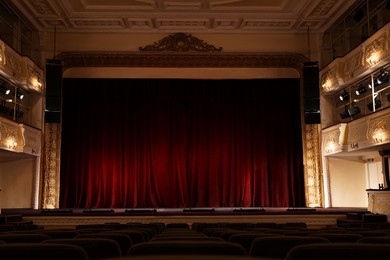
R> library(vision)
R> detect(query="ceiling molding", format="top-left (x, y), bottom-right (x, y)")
top-left (9, 0), bottom-right (357, 33)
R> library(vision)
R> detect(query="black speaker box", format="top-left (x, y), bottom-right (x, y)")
top-left (45, 59), bottom-right (62, 123)
top-left (303, 62), bottom-right (320, 124)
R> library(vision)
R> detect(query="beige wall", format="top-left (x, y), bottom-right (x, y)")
top-left (328, 158), bottom-right (368, 208)
top-left (0, 158), bottom-right (35, 208)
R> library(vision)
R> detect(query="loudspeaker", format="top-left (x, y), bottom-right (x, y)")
top-left (303, 61), bottom-right (320, 124)
top-left (45, 59), bottom-right (62, 123)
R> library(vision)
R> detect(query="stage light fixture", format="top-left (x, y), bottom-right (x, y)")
top-left (340, 106), bottom-right (350, 119)
top-left (339, 90), bottom-right (350, 101)
top-left (367, 99), bottom-right (382, 111)
top-left (348, 103), bottom-right (361, 117)
top-left (16, 89), bottom-right (24, 100)
top-left (376, 69), bottom-right (389, 84)
top-left (0, 84), bottom-right (10, 95)
top-left (355, 85), bottom-right (366, 95)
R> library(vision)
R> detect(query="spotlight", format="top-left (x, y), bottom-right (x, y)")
top-left (339, 91), bottom-right (350, 101)
top-left (376, 69), bottom-right (389, 85)
top-left (348, 103), bottom-right (361, 116)
top-left (340, 106), bottom-right (350, 119)
top-left (355, 85), bottom-right (366, 95)
top-left (367, 99), bottom-right (382, 111)
top-left (0, 85), bottom-right (10, 95)
top-left (16, 90), bottom-right (24, 100)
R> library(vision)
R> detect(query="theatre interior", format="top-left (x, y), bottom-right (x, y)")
top-left (2, 0), bottom-right (390, 259)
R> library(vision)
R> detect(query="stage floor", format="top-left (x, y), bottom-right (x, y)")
top-left (2, 207), bottom-right (369, 230)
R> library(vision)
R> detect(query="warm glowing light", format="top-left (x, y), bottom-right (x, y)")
top-left (367, 52), bottom-right (380, 65)
top-left (6, 138), bottom-right (17, 150)
top-left (325, 141), bottom-right (336, 153)
top-left (373, 133), bottom-right (384, 143)
top-left (31, 75), bottom-right (42, 88)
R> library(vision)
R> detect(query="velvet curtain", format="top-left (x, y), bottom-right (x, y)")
top-left (60, 78), bottom-right (305, 208)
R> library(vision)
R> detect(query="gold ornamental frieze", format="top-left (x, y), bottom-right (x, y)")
top-left (367, 114), bottom-right (390, 144)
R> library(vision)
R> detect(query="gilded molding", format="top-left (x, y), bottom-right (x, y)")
top-left (322, 108), bottom-right (390, 154)
top-left (42, 123), bottom-right (61, 209)
top-left (303, 124), bottom-right (322, 207)
top-left (320, 23), bottom-right (390, 94)
top-left (321, 123), bottom-right (347, 155)
top-left (0, 117), bottom-right (42, 154)
top-left (20, 124), bottom-right (42, 155)
top-left (0, 39), bottom-right (44, 94)
top-left (0, 117), bottom-right (19, 151)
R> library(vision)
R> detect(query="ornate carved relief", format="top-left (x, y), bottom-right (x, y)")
top-left (0, 39), bottom-right (44, 94)
top-left (348, 121), bottom-right (368, 150)
top-left (322, 123), bottom-right (347, 155)
top-left (368, 115), bottom-right (390, 144)
top-left (320, 23), bottom-right (390, 94)
top-left (42, 123), bottom-right (61, 209)
top-left (139, 33), bottom-right (222, 52)
top-left (303, 124), bottom-right (322, 207)
top-left (20, 124), bottom-right (42, 155)
top-left (0, 118), bottom-right (19, 151)
top-left (322, 108), bottom-right (390, 154)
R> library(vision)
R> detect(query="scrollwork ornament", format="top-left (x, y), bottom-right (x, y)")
top-left (139, 33), bottom-right (222, 52)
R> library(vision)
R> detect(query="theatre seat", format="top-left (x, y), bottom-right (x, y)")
top-left (0, 233), bottom-right (51, 243)
top-left (0, 243), bottom-right (89, 260)
top-left (43, 237), bottom-right (121, 260)
top-left (76, 232), bottom-right (133, 255)
top-left (249, 236), bottom-right (329, 258)
top-left (285, 243), bottom-right (390, 260)
top-left (127, 241), bottom-right (247, 256)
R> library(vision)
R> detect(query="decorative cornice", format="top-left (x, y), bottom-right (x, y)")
top-left (56, 52), bottom-right (308, 71)
top-left (139, 33), bottom-right (222, 52)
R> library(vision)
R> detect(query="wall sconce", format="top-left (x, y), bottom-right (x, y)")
top-left (339, 90), bottom-right (350, 101)
top-left (355, 84), bottom-right (367, 95)
top-left (367, 99), bottom-right (382, 111)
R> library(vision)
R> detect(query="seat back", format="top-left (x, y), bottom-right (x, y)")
top-left (0, 243), bottom-right (88, 260)
top-left (0, 233), bottom-right (51, 243)
top-left (127, 241), bottom-right (247, 256)
top-left (249, 236), bottom-right (329, 258)
top-left (285, 243), bottom-right (390, 260)
top-left (43, 237), bottom-right (121, 260)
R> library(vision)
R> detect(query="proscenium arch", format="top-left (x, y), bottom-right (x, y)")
top-left (42, 51), bottom-right (322, 208)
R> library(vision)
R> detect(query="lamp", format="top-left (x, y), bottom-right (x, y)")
top-left (355, 84), bottom-right (366, 95)
top-left (339, 90), bottom-right (350, 101)
top-left (367, 99), bottom-right (382, 111)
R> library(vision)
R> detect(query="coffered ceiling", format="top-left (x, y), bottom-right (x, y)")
top-left (9, 0), bottom-right (357, 33)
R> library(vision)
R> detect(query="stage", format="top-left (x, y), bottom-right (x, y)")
top-left (1, 207), bottom-right (370, 230)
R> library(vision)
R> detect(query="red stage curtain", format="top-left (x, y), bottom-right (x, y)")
top-left (60, 78), bottom-right (305, 208)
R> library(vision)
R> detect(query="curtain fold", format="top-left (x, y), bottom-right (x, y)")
top-left (60, 78), bottom-right (305, 208)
